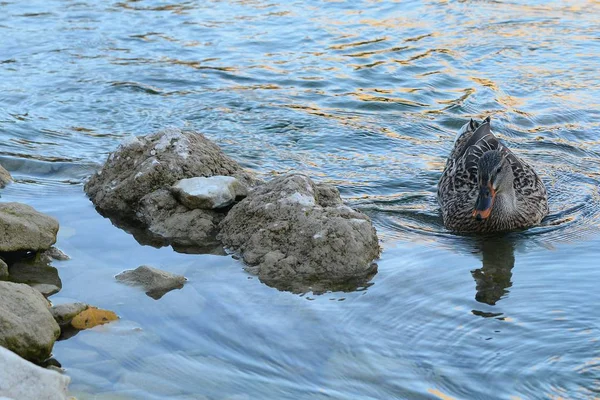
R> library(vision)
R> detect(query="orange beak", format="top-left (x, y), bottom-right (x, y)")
top-left (473, 183), bottom-right (496, 221)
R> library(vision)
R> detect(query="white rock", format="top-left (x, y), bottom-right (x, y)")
top-left (0, 346), bottom-right (70, 400)
top-left (171, 176), bottom-right (247, 210)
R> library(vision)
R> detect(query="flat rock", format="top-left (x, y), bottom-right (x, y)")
top-left (8, 261), bottom-right (62, 297)
top-left (219, 174), bottom-right (380, 292)
top-left (172, 176), bottom-right (247, 210)
top-left (115, 265), bottom-right (186, 300)
top-left (0, 346), bottom-right (70, 400)
top-left (0, 203), bottom-right (59, 252)
top-left (0, 164), bottom-right (11, 188)
top-left (50, 302), bottom-right (89, 325)
top-left (0, 281), bottom-right (61, 362)
top-left (0, 259), bottom-right (7, 279)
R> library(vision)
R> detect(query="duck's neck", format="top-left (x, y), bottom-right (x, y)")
top-left (493, 186), bottom-right (520, 224)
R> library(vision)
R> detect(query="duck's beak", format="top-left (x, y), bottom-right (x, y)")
top-left (473, 183), bottom-right (496, 221)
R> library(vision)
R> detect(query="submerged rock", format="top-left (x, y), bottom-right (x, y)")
top-left (0, 163), bottom-right (11, 188)
top-left (219, 174), bottom-right (380, 292)
top-left (50, 302), bottom-right (89, 326)
top-left (8, 261), bottom-right (62, 297)
top-left (0, 259), bottom-right (7, 279)
top-left (0, 281), bottom-right (60, 362)
top-left (0, 346), bottom-right (70, 400)
top-left (172, 176), bottom-right (248, 210)
top-left (40, 247), bottom-right (70, 263)
top-left (84, 129), bottom-right (256, 251)
top-left (0, 202), bottom-right (59, 252)
top-left (115, 265), bottom-right (186, 300)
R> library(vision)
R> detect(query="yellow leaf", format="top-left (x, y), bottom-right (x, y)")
top-left (71, 307), bottom-right (118, 330)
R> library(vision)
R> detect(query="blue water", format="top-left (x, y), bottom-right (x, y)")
top-left (2, 0), bottom-right (600, 398)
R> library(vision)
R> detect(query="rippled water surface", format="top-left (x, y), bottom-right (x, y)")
top-left (2, 0), bottom-right (600, 398)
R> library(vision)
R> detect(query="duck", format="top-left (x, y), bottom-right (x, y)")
top-left (437, 117), bottom-right (548, 233)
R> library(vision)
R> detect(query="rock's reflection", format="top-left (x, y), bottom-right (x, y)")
top-left (471, 236), bottom-right (516, 306)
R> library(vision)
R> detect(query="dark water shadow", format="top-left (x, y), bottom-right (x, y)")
top-left (95, 207), bottom-right (227, 256)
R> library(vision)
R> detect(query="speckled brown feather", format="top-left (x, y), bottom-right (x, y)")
top-left (438, 120), bottom-right (548, 232)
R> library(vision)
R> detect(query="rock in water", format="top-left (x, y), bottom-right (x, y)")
top-left (0, 346), bottom-right (70, 400)
top-left (84, 129), bottom-right (255, 218)
top-left (0, 164), bottom-right (11, 188)
top-left (219, 174), bottom-right (380, 292)
top-left (172, 176), bottom-right (248, 209)
top-left (50, 302), bottom-right (89, 326)
top-left (0, 202), bottom-right (59, 252)
top-left (115, 265), bottom-right (186, 299)
top-left (0, 281), bottom-right (60, 362)
top-left (84, 129), bottom-right (256, 250)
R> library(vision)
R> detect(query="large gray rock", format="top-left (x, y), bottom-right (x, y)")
top-left (115, 265), bottom-right (186, 300)
top-left (0, 281), bottom-right (60, 362)
top-left (172, 176), bottom-right (247, 210)
top-left (84, 129), bottom-right (256, 250)
top-left (85, 129), bottom-right (255, 218)
top-left (0, 164), bottom-right (11, 188)
top-left (219, 174), bottom-right (380, 292)
top-left (0, 203), bottom-right (59, 252)
top-left (0, 346), bottom-right (70, 400)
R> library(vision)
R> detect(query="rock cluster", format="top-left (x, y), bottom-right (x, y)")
top-left (84, 129), bottom-right (381, 292)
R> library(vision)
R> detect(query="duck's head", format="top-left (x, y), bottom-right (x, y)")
top-left (473, 150), bottom-right (513, 221)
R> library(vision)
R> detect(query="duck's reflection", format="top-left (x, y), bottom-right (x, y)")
top-left (471, 236), bottom-right (516, 306)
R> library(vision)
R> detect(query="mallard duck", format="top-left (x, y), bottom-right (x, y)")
top-left (437, 117), bottom-right (548, 232)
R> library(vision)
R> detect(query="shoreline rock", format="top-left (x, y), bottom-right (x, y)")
top-left (0, 281), bottom-right (61, 362)
top-left (116, 265), bottom-right (186, 299)
top-left (219, 174), bottom-right (380, 292)
top-left (0, 346), bottom-right (70, 400)
top-left (0, 202), bottom-right (59, 253)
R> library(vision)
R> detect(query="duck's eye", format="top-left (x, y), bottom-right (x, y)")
top-left (496, 167), bottom-right (502, 174)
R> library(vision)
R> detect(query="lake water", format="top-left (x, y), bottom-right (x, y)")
top-left (2, 0), bottom-right (600, 398)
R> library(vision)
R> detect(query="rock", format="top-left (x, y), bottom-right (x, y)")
top-left (0, 346), bottom-right (70, 400)
top-left (0, 281), bottom-right (61, 362)
top-left (84, 129), bottom-right (256, 219)
top-left (39, 247), bottom-right (70, 264)
top-left (0, 203), bottom-right (59, 252)
top-left (8, 261), bottom-right (62, 297)
top-left (137, 189), bottom-right (223, 250)
top-left (0, 259), bottom-right (7, 279)
top-left (219, 174), bottom-right (380, 292)
top-left (0, 164), bottom-right (11, 188)
top-left (50, 302), bottom-right (89, 326)
top-left (172, 176), bottom-right (248, 210)
top-left (115, 265), bottom-right (186, 300)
